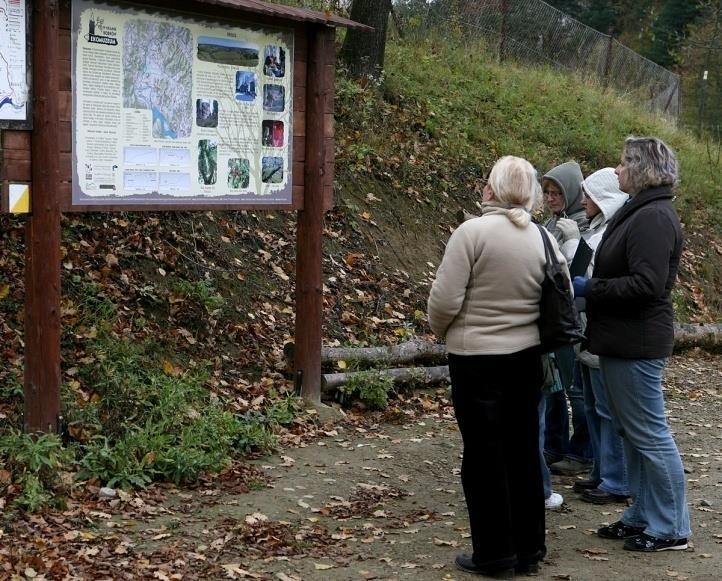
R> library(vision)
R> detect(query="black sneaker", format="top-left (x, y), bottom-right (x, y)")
top-left (597, 520), bottom-right (645, 540)
top-left (573, 478), bottom-right (601, 493)
top-left (581, 489), bottom-right (630, 505)
top-left (624, 533), bottom-right (688, 552)
top-left (454, 554), bottom-right (514, 578)
top-left (515, 562), bottom-right (540, 576)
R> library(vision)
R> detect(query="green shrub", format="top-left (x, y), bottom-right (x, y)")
top-left (173, 279), bottom-right (224, 313)
top-left (69, 333), bottom-right (302, 489)
top-left (0, 431), bottom-right (74, 511)
top-left (336, 370), bottom-right (395, 411)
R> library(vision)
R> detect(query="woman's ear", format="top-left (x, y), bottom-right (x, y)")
top-left (483, 185), bottom-right (496, 202)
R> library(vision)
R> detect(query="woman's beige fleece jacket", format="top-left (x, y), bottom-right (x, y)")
top-left (428, 206), bottom-right (568, 355)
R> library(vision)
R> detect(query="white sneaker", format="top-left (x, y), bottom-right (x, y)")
top-left (545, 492), bottom-right (564, 509)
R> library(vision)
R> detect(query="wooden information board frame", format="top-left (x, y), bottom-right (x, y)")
top-left (0, 0), bottom-right (370, 433)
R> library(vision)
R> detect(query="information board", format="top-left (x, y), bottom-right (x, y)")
top-left (71, 1), bottom-right (294, 206)
top-left (0, 0), bottom-right (30, 127)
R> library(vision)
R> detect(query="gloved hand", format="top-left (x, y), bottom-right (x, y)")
top-left (573, 276), bottom-right (588, 298)
top-left (556, 218), bottom-right (581, 242)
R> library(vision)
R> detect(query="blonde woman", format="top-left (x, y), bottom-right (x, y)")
top-left (428, 156), bottom-right (569, 578)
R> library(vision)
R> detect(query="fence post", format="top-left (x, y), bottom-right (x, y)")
top-left (663, 77), bottom-right (679, 116)
top-left (603, 33), bottom-right (614, 88)
top-left (499, 0), bottom-right (508, 62)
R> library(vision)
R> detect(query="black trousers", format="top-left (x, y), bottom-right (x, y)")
top-left (449, 348), bottom-right (546, 571)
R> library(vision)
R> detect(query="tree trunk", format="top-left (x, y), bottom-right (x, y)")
top-left (673, 323), bottom-right (722, 352)
top-left (322, 365), bottom-right (450, 392)
top-left (289, 324), bottom-right (722, 376)
top-left (341, 0), bottom-right (392, 80)
top-left (284, 339), bottom-right (447, 368)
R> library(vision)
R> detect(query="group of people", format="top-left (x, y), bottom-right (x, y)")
top-left (428, 137), bottom-right (690, 578)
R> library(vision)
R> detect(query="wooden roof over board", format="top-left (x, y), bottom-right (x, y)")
top-left (191, 0), bottom-right (373, 30)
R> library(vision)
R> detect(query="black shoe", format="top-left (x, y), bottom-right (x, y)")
top-left (573, 478), bottom-right (601, 492)
top-left (549, 458), bottom-right (593, 476)
top-left (544, 451), bottom-right (563, 466)
top-left (515, 562), bottom-right (539, 576)
top-left (597, 520), bottom-right (645, 540)
top-left (623, 533), bottom-right (688, 552)
top-left (581, 489), bottom-right (630, 505)
top-left (454, 554), bottom-right (514, 578)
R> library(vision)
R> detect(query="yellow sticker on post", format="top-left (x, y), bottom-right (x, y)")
top-left (9, 184), bottom-right (30, 214)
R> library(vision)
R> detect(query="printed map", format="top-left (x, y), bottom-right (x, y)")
top-left (0, 0), bottom-right (28, 122)
top-left (123, 20), bottom-right (192, 139)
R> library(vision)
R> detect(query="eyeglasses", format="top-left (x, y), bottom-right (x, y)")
top-left (543, 190), bottom-right (563, 199)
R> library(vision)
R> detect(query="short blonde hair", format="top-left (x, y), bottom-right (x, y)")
top-left (622, 136), bottom-right (678, 194)
top-left (487, 156), bottom-right (540, 227)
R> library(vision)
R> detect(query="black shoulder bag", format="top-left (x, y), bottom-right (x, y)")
top-left (535, 224), bottom-right (585, 353)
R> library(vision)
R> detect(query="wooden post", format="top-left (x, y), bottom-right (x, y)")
top-left (602, 33), bottom-right (614, 89)
top-left (24, 0), bottom-right (61, 433)
top-left (499, 0), bottom-right (508, 63)
top-left (294, 25), bottom-right (332, 403)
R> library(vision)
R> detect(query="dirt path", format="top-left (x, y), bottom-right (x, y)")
top-left (108, 352), bottom-right (721, 581)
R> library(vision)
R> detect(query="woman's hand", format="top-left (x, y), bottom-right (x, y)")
top-left (573, 276), bottom-right (588, 297)
top-left (557, 218), bottom-right (581, 241)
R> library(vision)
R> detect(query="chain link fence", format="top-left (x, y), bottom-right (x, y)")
top-left (394, 0), bottom-right (681, 121)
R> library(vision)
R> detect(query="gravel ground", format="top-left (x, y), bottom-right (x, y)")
top-left (116, 350), bottom-right (722, 580)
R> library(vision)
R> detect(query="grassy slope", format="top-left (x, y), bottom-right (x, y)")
top-left (335, 38), bottom-right (722, 322)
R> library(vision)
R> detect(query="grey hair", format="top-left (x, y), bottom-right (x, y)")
top-left (622, 136), bottom-right (679, 194)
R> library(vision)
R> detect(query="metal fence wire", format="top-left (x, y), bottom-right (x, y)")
top-left (395, 0), bottom-right (681, 120)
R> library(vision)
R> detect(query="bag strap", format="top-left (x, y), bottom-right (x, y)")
top-left (535, 223), bottom-right (559, 268)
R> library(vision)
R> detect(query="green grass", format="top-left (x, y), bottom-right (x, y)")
top-left (335, 37), bottom-right (722, 320)
top-left (381, 39), bottom-right (720, 222)
top-left (0, 329), bottom-right (302, 510)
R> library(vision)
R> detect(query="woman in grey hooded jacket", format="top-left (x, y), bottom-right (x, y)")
top-left (541, 161), bottom-right (592, 476)
top-left (542, 161), bottom-right (589, 261)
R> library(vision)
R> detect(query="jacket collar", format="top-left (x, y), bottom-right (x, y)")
top-left (600, 185), bottom-right (674, 239)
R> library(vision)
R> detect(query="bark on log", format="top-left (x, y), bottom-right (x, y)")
top-left (288, 324), bottom-right (722, 377)
top-left (284, 339), bottom-right (448, 367)
top-left (673, 323), bottom-right (722, 352)
top-left (322, 365), bottom-right (450, 392)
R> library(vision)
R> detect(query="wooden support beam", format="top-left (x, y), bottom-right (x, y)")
top-left (294, 25), bottom-right (333, 403)
top-left (25, 0), bottom-right (62, 433)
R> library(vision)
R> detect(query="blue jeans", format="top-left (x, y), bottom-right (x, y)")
top-left (600, 357), bottom-right (691, 540)
top-left (538, 397), bottom-right (552, 499)
top-left (580, 364), bottom-right (629, 496)
top-left (544, 351), bottom-right (592, 463)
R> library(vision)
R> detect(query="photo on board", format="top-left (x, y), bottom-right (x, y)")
top-left (262, 156), bottom-right (284, 184)
top-left (263, 84), bottom-right (285, 112)
top-left (228, 158), bottom-right (250, 189)
top-left (262, 120), bottom-right (284, 147)
top-left (196, 98), bottom-right (219, 128)
top-left (263, 45), bottom-right (286, 78)
top-left (198, 140), bottom-right (218, 185)
top-left (197, 36), bottom-right (259, 67)
top-left (236, 72), bottom-right (258, 102)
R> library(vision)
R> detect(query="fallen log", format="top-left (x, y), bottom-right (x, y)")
top-left (322, 365), bottom-right (450, 392)
top-left (673, 323), bottom-right (722, 353)
top-left (289, 324), bottom-right (722, 373)
top-left (284, 339), bottom-right (448, 367)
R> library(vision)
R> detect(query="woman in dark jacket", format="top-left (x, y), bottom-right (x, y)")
top-left (573, 137), bottom-right (691, 552)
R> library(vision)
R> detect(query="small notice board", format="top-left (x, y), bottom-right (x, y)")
top-left (0, 0), bottom-right (32, 129)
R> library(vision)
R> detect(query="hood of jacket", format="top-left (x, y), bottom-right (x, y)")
top-left (543, 161), bottom-right (584, 216)
top-left (582, 168), bottom-right (629, 230)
